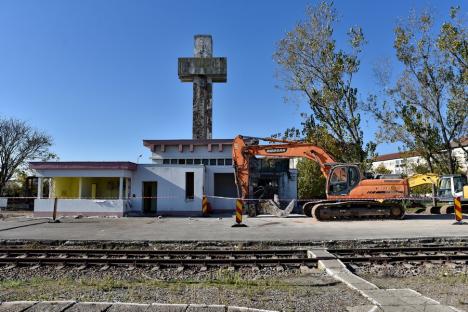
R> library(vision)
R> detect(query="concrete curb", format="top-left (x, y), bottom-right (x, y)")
top-left (0, 301), bottom-right (278, 312)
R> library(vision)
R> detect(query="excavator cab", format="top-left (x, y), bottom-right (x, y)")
top-left (327, 165), bottom-right (361, 196)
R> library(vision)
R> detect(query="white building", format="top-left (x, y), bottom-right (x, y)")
top-left (372, 139), bottom-right (468, 175)
top-left (30, 139), bottom-right (297, 217)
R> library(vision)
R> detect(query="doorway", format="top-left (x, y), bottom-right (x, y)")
top-left (214, 173), bottom-right (237, 198)
top-left (142, 182), bottom-right (157, 213)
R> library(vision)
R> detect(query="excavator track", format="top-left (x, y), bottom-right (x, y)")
top-left (303, 200), bottom-right (405, 221)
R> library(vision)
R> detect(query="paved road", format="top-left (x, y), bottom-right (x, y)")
top-left (0, 214), bottom-right (467, 242)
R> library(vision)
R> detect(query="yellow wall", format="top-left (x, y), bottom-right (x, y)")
top-left (53, 177), bottom-right (80, 199)
top-left (52, 177), bottom-right (120, 199)
top-left (81, 177), bottom-right (120, 199)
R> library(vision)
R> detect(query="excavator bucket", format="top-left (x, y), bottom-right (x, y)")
top-left (258, 199), bottom-right (296, 217)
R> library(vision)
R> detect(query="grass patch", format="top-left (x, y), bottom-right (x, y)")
top-left (78, 277), bottom-right (129, 291)
top-left (0, 269), bottom-right (320, 304)
top-left (434, 271), bottom-right (468, 285)
top-left (0, 280), bottom-right (24, 288)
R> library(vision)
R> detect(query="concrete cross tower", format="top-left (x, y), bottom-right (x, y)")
top-left (178, 35), bottom-right (227, 140)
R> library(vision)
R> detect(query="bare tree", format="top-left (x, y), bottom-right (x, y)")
top-left (0, 117), bottom-right (54, 195)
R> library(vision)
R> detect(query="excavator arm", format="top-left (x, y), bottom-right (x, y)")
top-left (232, 135), bottom-right (336, 199)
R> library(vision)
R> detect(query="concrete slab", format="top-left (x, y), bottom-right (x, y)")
top-left (373, 306), bottom-right (419, 312)
top-left (0, 301), bottom-right (37, 312)
top-left (186, 304), bottom-right (225, 312)
top-left (413, 305), bottom-right (461, 312)
top-left (307, 249), bottom-right (336, 258)
top-left (147, 304), bottom-right (188, 311)
top-left (346, 306), bottom-right (380, 312)
top-left (64, 302), bottom-right (112, 312)
top-left (334, 271), bottom-right (377, 286)
top-left (23, 301), bottom-right (75, 312)
top-left (377, 305), bottom-right (460, 312)
top-left (0, 214), bottom-right (467, 242)
top-left (361, 289), bottom-right (439, 307)
top-left (322, 264), bottom-right (378, 291)
top-left (344, 281), bottom-right (380, 291)
top-left (319, 259), bottom-right (347, 270)
top-left (364, 289), bottom-right (424, 298)
top-left (227, 307), bottom-right (278, 312)
top-left (106, 303), bottom-right (150, 312)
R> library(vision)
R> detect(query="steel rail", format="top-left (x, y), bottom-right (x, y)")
top-left (0, 256), bottom-right (320, 266)
top-left (0, 254), bottom-right (465, 266)
top-left (0, 248), bottom-right (307, 256)
top-left (339, 254), bottom-right (468, 262)
top-left (0, 247), bottom-right (466, 268)
top-left (329, 246), bottom-right (468, 254)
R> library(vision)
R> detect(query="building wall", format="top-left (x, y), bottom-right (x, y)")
top-left (372, 156), bottom-right (421, 175)
top-left (151, 144), bottom-right (236, 211)
top-left (130, 164), bottom-right (204, 215)
top-left (151, 144), bottom-right (232, 161)
top-left (53, 177), bottom-right (80, 198)
top-left (279, 169), bottom-right (298, 200)
top-left (34, 199), bottom-right (125, 217)
top-left (149, 143), bottom-right (300, 211)
top-left (453, 148), bottom-right (468, 173)
top-left (31, 141), bottom-right (300, 216)
top-left (81, 177), bottom-right (120, 199)
top-left (205, 166), bottom-right (236, 211)
top-left (372, 147), bottom-right (468, 175)
top-left (34, 169), bottom-right (133, 178)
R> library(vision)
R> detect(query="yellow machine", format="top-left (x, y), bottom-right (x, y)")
top-left (407, 173), bottom-right (467, 213)
top-left (407, 174), bottom-right (439, 188)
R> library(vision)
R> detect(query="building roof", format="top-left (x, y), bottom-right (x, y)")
top-left (143, 139), bottom-right (233, 147)
top-left (29, 161), bottom-right (137, 171)
top-left (451, 137), bottom-right (468, 148)
top-left (374, 137), bottom-right (467, 162)
top-left (374, 151), bottom-right (419, 162)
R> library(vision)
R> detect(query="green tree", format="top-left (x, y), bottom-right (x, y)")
top-left (0, 117), bottom-right (55, 196)
top-left (374, 164), bottom-right (392, 175)
top-left (297, 159), bottom-right (326, 199)
top-left (274, 1), bottom-right (375, 167)
top-left (367, 7), bottom-right (467, 174)
top-left (410, 163), bottom-right (432, 175)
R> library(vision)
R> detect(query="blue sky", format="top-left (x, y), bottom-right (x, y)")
top-left (0, 0), bottom-right (464, 162)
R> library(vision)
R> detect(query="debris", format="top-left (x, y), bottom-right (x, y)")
top-left (259, 199), bottom-right (296, 217)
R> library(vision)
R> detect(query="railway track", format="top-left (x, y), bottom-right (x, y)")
top-left (329, 246), bottom-right (468, 264)
top-left (0, 248), bottom-right (319, 268)
top-left (0, 246), bottom-right (466, 269)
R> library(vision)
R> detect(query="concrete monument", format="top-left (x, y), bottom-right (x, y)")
top-left (178, 35), bottom-right (227, 140)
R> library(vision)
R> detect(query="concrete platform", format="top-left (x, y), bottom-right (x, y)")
top-left (0, 218), bottom-right (47, 232)
top-left (0, 302), bottom-right (276, 312)
top-left (0, 214), bottom-right (467, 242)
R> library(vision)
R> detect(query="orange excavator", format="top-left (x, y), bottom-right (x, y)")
top-left (232, 135), bottom-right (410, 221)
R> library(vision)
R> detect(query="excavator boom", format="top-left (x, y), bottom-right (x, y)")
top-left (232, 135), bottom-right (336, 199)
